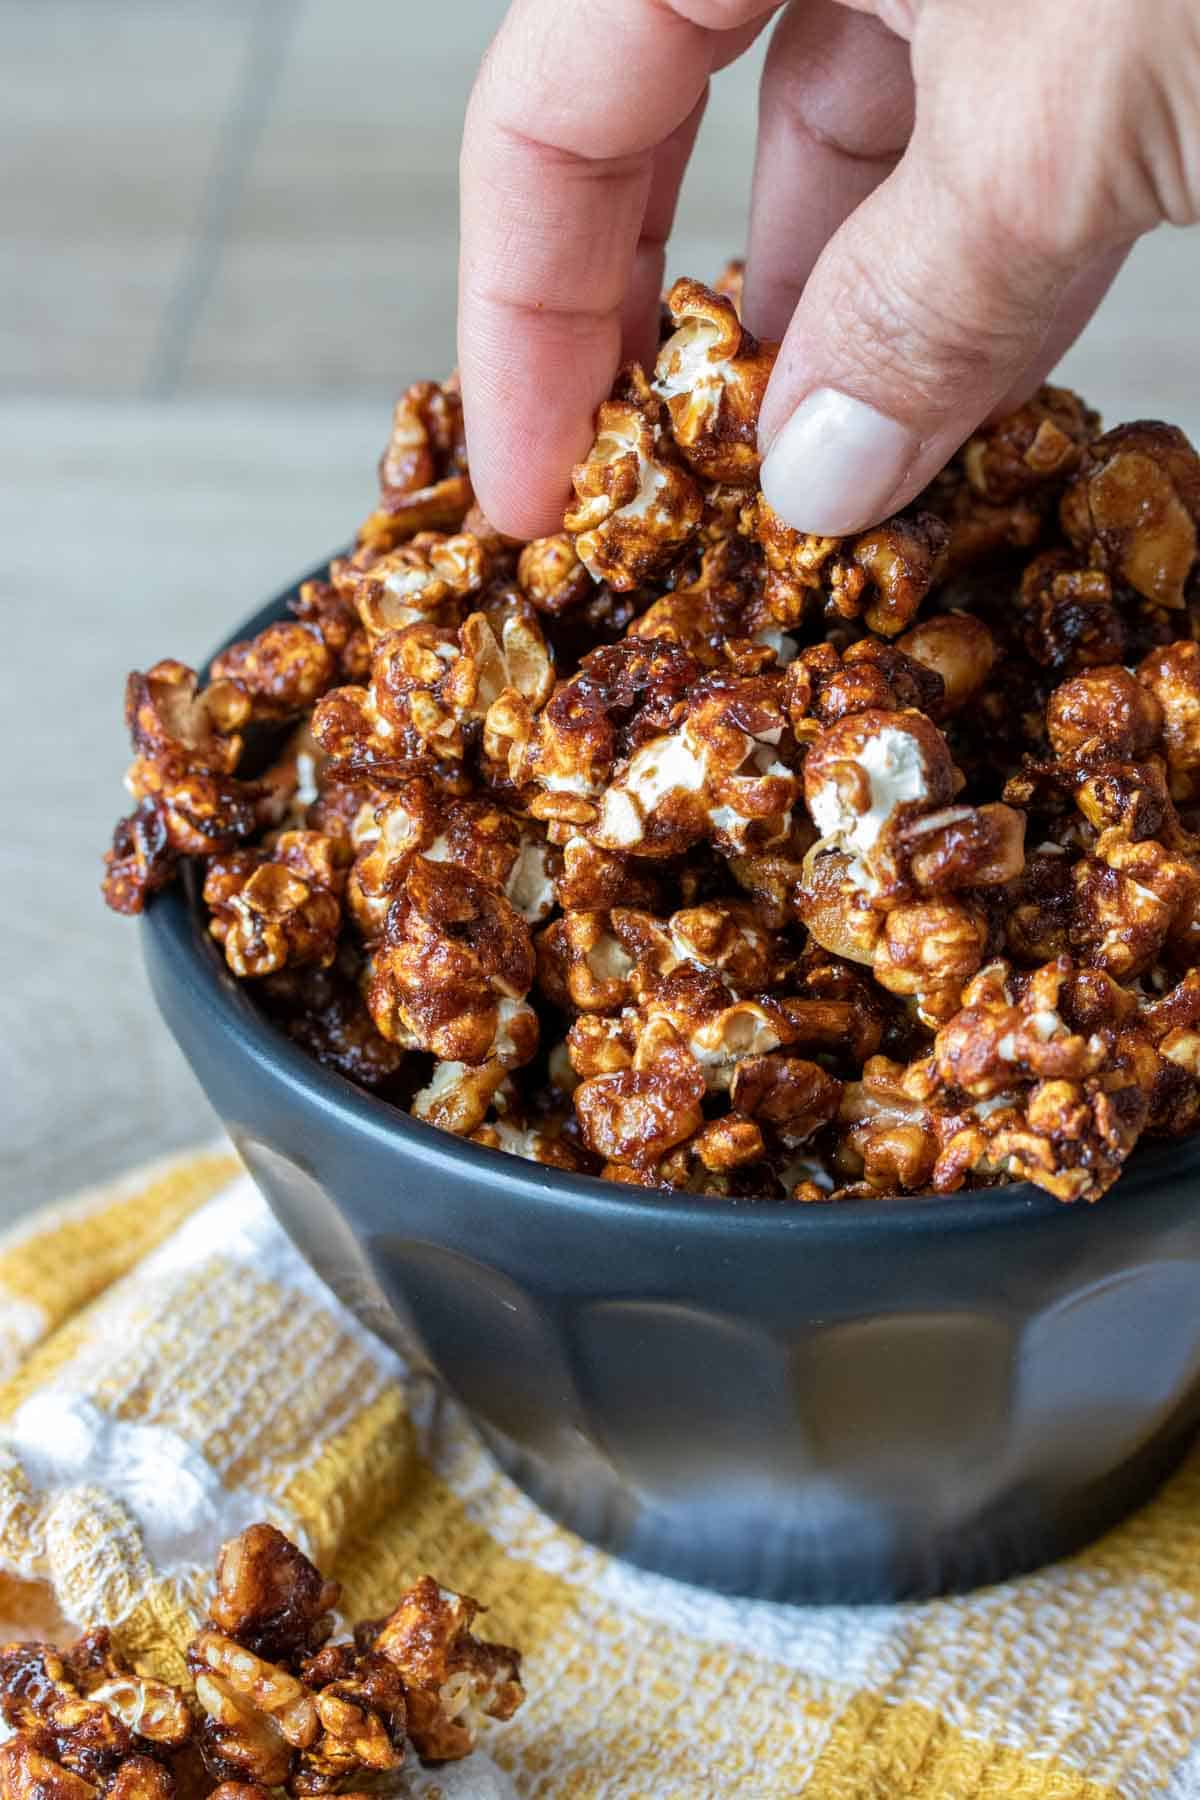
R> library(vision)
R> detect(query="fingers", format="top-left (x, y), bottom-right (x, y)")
top-left (620, 95), bottom-right (711, 374)
top-left (458, 0), bottom-right (779, 539)
top-left (743, 0), bottom-right (914, 342)
top-left (754, 0), bottom-right (1170, 537)
top-left (757, 125), bottom-right (1084, 535)
top-left (987, 242), bottom-right (1132, 418)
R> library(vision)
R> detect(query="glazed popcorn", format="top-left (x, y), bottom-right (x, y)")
top-left (103, 272), bottom-right (1200, 1203)
top-left (0, 1525), bottom-right (523, 1800)
top-left (190, 1524), bottom-right (522, 1786)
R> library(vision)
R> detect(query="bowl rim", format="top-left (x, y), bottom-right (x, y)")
top-left (141, 556), bottom-right (1194, 1239)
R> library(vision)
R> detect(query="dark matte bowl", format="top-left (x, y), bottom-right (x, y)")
top-left (142, 568), bottom-right (1200, 1603)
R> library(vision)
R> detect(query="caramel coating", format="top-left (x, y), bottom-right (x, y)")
top-left (564, 364), bottom-right (703, 589)
top-left (211, 623), bottom-right (336, 722)
top-left (0, 1632), bottom-right (192, 1800)
top-left (369, 1577), bottom-right (523, 1763)
top-left (367, 858), bottom-right (537, 1066)
top-left (745, 496), bottom-right (948, 637)
top-left (179, 1523), bottom-right (522, 1787)
top-left (204, 833), bottom-right (348, 978)
top-left (963, 386), bottom-right (1096, 504)
top-left (101, 296), bottom-right (1200, 1204)
top-left (358, 379), bottom-right (472, 551)
top-left (1045, 666), bottom-right (1163, 759)
top-left (1061, 422), bottom-right (1200, 608)
top-left (652, 277), bottom-right (778, 485)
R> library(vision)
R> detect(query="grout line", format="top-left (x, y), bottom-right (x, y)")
top-left (142, 0), bottom-right (302, 400)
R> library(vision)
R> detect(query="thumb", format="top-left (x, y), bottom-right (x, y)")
top-left (757, 137), bottom-right (1086, 535)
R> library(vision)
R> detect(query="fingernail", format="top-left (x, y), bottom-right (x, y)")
top-left (760, 388), bottom-right (919, 536)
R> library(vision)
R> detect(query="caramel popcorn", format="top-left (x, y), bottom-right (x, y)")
top-left (0, 1633), bottom-right (192, 1800)
top-left (358, 379), bottom-right (473, 552)
top-left (745, 496), bottom-right (949, 637)
top-left (182, 1524), bottom-right (522, 1785)
top-left (652, 277), bottom-right (777, 485)
top-left (103, 272), bottom-right (1200, 1203)
top-left (0, 1534), bottom-right (524, 1798)
top-left (204, 833), bottom-right (349, 978)
top-left (564, 364), bottom-right (703, 589)
top-left (1060, 422), bottom-right (1200, 608)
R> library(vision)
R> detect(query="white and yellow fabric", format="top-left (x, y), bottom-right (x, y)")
top-left (5, 1147), bottom-right (1200, 1799)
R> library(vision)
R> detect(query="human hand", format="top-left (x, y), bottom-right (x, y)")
top-left (458, 0), bottom-right (1200, 540)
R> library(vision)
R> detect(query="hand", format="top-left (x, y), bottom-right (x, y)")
top-left (457, 0), bottom-right (1200, 540)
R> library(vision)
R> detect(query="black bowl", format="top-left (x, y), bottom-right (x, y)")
top-left (142, 568), bottom-right (1200, 1603)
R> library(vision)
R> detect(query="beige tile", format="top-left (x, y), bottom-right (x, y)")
top-left (1058, 228), bottom-right (1200, 428)
top-left (182, 0), bottom-right (504, 391)
top-left (182, 0), bottom-right (769, 393)
top-left (0, 0), bottom-right (251, 394)
top-left (0, 394), bottom-right (387, 1219)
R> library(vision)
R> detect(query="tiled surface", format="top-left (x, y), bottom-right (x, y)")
top-left (1, 0), bottom-right (1197, 1217)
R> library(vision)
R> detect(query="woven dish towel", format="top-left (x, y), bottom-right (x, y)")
top-left (5, 1151), bottom-right (1200, 1799)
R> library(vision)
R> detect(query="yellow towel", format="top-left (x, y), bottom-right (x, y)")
top-left (3, 1146), bottom-right (1200, 1800)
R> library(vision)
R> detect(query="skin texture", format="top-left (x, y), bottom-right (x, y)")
top-left (457, 0), bottom-right (1200, 540)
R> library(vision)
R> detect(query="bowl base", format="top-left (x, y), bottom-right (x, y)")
top-left (475, 1418), bottom-right (1198, 1603)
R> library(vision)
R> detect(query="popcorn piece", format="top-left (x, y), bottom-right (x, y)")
top-left (564, 365), bottom-right (704, 589)
top-left (124, 659), bottom-right (250, 773)
top-left (314, 604), bottom-right (552, 769)
top-left (729, 1053), bottom-right (844, 1145)
top-left (747, 497), bottom-right (949, 636)
top-left (802, 708), bottom-right (960, 895)
top-left (626, 538), bottom-right (763, 667)
top-left (102, 661), bottom-right (271, 911)
top-left (289, 575), bottom-right (370, 682)
top-left (411, 1058), bottom-right (511, 1136)
top-left (207, 1524), bottom-right (339, 1662)
top-left (538, 898), bottom-right (780, 1017)
top-left (101, 798), bottom-right (177, 916)
top-left (962, 385), bottom-right (1097, 504)
top-left (517, 533), bottom-right (592, 614)
top-left (522, 637), bottom-right (698, 819)
top-left (189, 1632), bottom-right (321, 1789)
top-left (359, 380), bottom-right (473, 552)
top-left (367, 859), bottom-right (537, 1065)
top-left (353, 533), bottom-right (491, 639)
top-left (786, 639), bottom-right (945, 730)
top-left (1045, 665), bottom-right (1163, 760)
top-left (590, 674), bottom-right (799, 858)
top-left (870, 897), bottom-right (991, 1027)
top-left (204, 833), bottom-right (349, 978)
top-left (652, 277), bottom-right (778, 485)
top-left (574, 1028), bottom-right (707, 1169)
top-left (369, 1577), bottom-right (524, 1764)
top-left (1061, 421), bottom-right (1200, 608)
top-left (1138, 640), bottom-right (1200, 775)
top-left (1072, 835), bottom-right (1200, 980)
top-left (347, 781), bottom-right (524, 940)
top-left (1016, 550), bottom-right (1127, 673)
top-left (211, 622), bottom-right (337, 722)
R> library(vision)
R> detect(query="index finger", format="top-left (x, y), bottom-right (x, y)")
top-left (458, 0), bottom-right (778, 539)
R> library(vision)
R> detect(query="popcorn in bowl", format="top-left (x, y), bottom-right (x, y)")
top-left (102, 271), bottom-right (1200, 1204)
